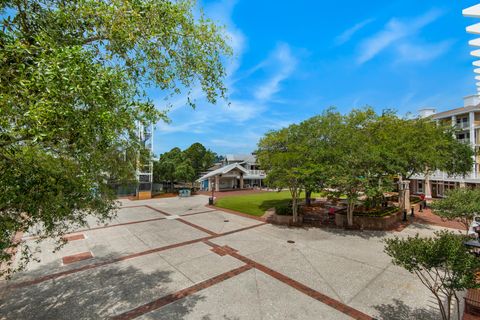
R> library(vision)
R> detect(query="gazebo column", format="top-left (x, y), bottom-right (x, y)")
top-left (215, 175), bottom-right (220, 192)
top-left (424, 175), bottom-right (432, 199)
top-left (240, 173), bottom-right (244, 189)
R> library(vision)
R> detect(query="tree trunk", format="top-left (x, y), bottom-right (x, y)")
top-left (290, 187), bottom-right (299, 223)
top-left (434, 293), bottom-right (448, 320)
top-left (306, 189), bottom-right (312, 206)
top-left (292, 196), bottom-right (298, 223)
top-left (347, 198), bottom-right (355, 227)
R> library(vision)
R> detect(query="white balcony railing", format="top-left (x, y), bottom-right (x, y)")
top-left (412, 170), bottom-right (478, 182)
top-left (248, 169), bottom-right (266, 176)
top-left (456, 122), bottom-right (470, 130)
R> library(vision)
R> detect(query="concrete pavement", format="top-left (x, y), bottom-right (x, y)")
top-left (0, 195), bottom-right (454, 319)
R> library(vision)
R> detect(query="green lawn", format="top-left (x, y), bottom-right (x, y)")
top-left (215, 191), bottom-right (323, 216)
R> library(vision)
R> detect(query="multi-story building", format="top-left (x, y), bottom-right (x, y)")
top-left (136, 123), bottom-right (154, 199)
top-left (410, 95), bottom-right (480, 198)
top-left (198, 154), bottom-right (266, 191)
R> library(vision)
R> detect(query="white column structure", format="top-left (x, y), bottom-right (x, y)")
top-left (470, 111), bottom-right (477, 178)
top-left (215, 175), bottom-right (220, 192)
top-left (465, 5), bottom-right (480, 93)
top-left (424, 175), bottom-right (432, 199)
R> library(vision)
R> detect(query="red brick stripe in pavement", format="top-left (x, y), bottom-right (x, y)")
top-left (7, 222), bottom-right (266, 290)
top-left (110, 264), bottom-right (253, 320)
top-left (203, 240), bottom-right (374, 320)
top-left (176, 218), bottom-right (218, 236)
top-left (62, 252), bottom-right (93, 265)
top-left (22, 208), bottom-right (216, 241)
top-left (62, 234), bottom-right (85, 242)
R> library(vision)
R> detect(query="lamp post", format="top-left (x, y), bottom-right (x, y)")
top-left (398, 180), bottom-right (408, 222)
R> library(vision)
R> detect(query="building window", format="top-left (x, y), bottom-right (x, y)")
top-left (417, 181), bottom-right (423, 193)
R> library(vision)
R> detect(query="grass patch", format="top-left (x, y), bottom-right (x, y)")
top-left (215, 191), bottom-right (323, 217)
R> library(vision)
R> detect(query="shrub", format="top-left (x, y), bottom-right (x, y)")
top-left (275, 203), bottom-right (293, 216)
top-left (275, 201), bottom-right (305, 216)
top-left (410, 196), bottom-right (421, 204)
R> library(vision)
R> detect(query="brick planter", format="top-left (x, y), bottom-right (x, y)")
top-left (271, 213), bottom-right (303, 225)
top-left (335, 209), bottom-right (403, 230)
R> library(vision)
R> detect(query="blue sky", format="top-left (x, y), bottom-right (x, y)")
top-left (153, 0), bottom-right (480, 156)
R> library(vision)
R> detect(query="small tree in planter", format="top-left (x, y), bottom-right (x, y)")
top-left (430, 188), bottom-right (480, 233)
top-left (384, 231), bottom-right (480, 320)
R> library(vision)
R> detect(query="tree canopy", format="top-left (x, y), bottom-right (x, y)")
top-left (256, 107), bottom-right (474, 226)
top-left (430, 188), bottom-right (480, 233)
top-left (153, 143), bottom-right (217, 190)
top-left (384, 231), bottom-right (480, 320)
top-left (0, 0), bottom-right (230, 276)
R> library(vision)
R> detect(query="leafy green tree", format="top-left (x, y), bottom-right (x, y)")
top-left (257, 125), bottom-right (305, 222)
top-left (380, 117), bottom-right (474, 180)
top-left (297, 110), bottom-right (343, 206)
top-left (326, 108), bottom-right (393, 226)
top-left (377, 115), bottom-right (474, 210)
top-left (175, 161), bottom-right (196, 188)
top-left (184, 142), bottom-right (216, 187)
top-left (1, 0), bottom-right (230, 276)
top-left (430, 188), bottom-right (480, 233)
top-left (384, 231), bottom-right (480, 320)
top-left (154, 147), bottom-right (184, 192)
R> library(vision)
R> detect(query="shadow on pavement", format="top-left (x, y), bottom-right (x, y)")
top-left (0, 248), bottom-right (204, 319)
top-left (373, 298), bottom-right (440, 320)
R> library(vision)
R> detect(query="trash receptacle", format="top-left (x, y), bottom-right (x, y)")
top-left (179, 188), bottom-right (191, 197)
top-left (208, 197), bottom-right (214, 205)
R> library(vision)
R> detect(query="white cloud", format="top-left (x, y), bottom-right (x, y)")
top-left (154, 1), bottom-right (300, 154)
top-left (357, 9), bottom-right (443, 64)
top-left (395, 40), bottom-right (453, 63)
top-left (254, 43), bottom-right (298, 101)
top-left (335, 18), bottom-right (374, 45)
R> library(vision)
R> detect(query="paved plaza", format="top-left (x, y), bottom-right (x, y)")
top-left (0, 195), bottom-right (460, 319)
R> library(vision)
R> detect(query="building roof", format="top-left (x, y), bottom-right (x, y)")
top-left (432, 105), bottom-right (480, 120)
top-left (197, 163), bottom-right (249, 182)
top-left (225, 154), bottom-right (256, 163)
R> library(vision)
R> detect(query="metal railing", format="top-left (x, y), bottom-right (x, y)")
top-left (248, 169), bottom-right (266, 176)
top-left (412, 170), bottom-right (478, 182)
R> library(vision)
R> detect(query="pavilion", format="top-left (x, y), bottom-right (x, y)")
top-left (197, 163), bottom-right (249, 191)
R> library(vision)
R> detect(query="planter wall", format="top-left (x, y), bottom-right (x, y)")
top-left (271, 213), bottom-right (303, 225)
top-left (335, 209), bottom-right (405, 230)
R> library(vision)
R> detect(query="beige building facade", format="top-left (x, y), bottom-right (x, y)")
top-left (410, 95), bottom-right (480, 198)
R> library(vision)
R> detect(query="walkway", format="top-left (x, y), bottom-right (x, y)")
top-left (0, 195), bottom-right (453, 319)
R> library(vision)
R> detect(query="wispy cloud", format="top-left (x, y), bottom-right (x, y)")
top-left (335, 18), bottom-right (374, 45)
top-left (357, 9), bottom-right (443, 64)
top-left (254, 43), bottom-right (298, 101)
top-left (395, 40), bottom-right (453, 63)
top-left (154, 0), bottom-right (301, 154)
